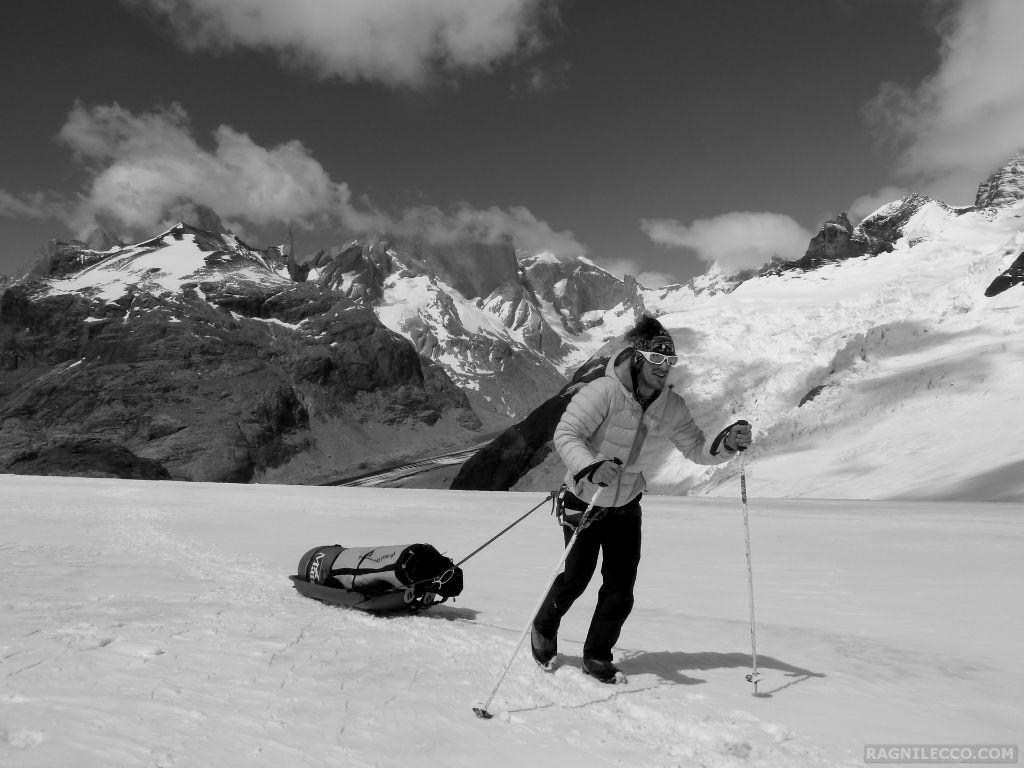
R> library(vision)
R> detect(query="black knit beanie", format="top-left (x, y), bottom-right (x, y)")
top-left (625, 314), bottom-right (675, 355)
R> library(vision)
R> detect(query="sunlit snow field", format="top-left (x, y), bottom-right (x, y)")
top-left (2, 477), bottom-right (1020, 767)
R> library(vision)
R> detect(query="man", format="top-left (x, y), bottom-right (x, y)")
top-left (531, 314), bottom-right (752, 683)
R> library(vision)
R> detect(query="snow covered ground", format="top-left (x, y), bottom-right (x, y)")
top-left (2, 476), bottom-right (1020, 767)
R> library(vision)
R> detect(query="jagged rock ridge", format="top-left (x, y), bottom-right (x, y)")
top-left (975, 153), bottom-right (1024, 208)
top-left (454, 153), bottom-right (1024, 492)
top-left (301, 236), bottom-right (644, 420)
top-left (0, 224), bottom-right (480, 482)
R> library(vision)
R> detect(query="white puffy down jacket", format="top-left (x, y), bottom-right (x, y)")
top-left (554, 349), bottom-right (733, 508)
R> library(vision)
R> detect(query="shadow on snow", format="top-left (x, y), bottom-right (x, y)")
top-left (616, 648), bottom-right (825, 697)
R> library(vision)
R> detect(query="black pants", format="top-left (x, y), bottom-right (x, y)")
top-left (533, 505), bottom-right (642, 662)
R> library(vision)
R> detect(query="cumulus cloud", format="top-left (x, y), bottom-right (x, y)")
top-left (641, 212), bottom-right (812, 273)
top-left (395, 203), bottom-right (585, 256)
top-left (56, 102), bottom-right (381, 238)
top-left (122, 0), bottom-right (552, 87)
top-left (865, 0), bottom-right (1024, 204)
top-left (599, 258), bottom-right (677, 289)
top-left (7, 101), bottom-right (584, 258)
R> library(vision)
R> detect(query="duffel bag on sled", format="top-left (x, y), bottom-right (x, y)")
top-left (289, 543), bottom-right (464, 612)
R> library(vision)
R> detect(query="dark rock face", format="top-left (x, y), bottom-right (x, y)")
top-left (975, 154), bottom-right (1024, 208)
top-left (851, 193), bottom-right (939, 256)
top-left (985, 251), bottom-right (1024, 297)
top-left (798, 213), bottom-right (859, 266)
top-left (482, 282), bottom-right (566, 357)
top-left (450, 354), bottom-right (610, 491)
top-left (26, 240), bottom-right (111, 279)
top-left (5, 439), bottom-right (172, 480)
top-left (0, 225), bottom-right (481, 483)
top-left (520, 255), bottom-right (644, 334)
top-left (304, 235), bottom-right (571, 420)
top-left (763, 195), bottom-right (937, 277)
top-left (313, 237), bottom-right (397, 304)
top-left (389, 234), bottom-right (521, 301)
top-left (84, 229), bottom-right (123, 252)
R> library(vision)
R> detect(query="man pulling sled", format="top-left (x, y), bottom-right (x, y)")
top-left (531, 314), bottom-right (752, 683)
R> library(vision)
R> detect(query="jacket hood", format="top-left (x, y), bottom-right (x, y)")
top-left (607, 347), bottom-right (634, 390)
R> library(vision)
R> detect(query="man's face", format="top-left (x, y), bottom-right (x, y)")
top-left (638, 355), bottom-right (672, 392)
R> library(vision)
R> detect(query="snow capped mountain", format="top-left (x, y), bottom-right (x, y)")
top-left (519, 251), bottom-right (643, 334)
top-left (494, 195), bottom-right (1024, 501)
top-left (975, 152), bottom-right (1024, 208)
top-left (36, 223), bottom-right (292, 302)
top-left (0, 223), bottom-right (482, 482)
top-left (0, 216), bottom-right (646, 481)
top-left (302, 235), bottom-right (643, 419)
top-left (4, 155), bottom-right (1024, 497)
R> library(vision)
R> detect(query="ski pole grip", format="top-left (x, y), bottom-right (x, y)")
top-left (736, 419), bottom-right (749, 452)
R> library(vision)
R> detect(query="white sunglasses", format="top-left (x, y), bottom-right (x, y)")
top-left (636, 349), bottom-right (678, 366)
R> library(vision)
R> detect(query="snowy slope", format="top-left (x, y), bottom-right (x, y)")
top-left (39, 225), bottom-right (290, 303)
top-left (518, 200), bottom-right (1024, 501)
top-left (2, 476), bottom-right (1021, 767)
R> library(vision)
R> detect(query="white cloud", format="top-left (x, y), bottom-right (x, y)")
top-left (52, 101), bottom-right (383, 238)
top-left (848, 186), bottom-right (913, 223)
top-left (396, 203), bottom-right (586, 257)
top-left (641, 212), bottom-right (812, 273)
top-left (122, 0), bottom-right (552, 87)
top-left (8, 102), bottom-right (585, 258)
top-left (599, 258), bottom-right (676, 289)
top-left (866, 0), bottom-right (1024, 204)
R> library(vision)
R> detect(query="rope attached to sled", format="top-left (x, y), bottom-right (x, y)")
top-left (347, 491), bottom-right (557, 610)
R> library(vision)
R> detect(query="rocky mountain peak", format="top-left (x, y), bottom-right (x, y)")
top-left (975, 153), bottom-right (1024, 208)
top-left (27, 239), bottom-right (111, 279)
top-left (761, 212), bottom-right (863, 276)
top-left (311, 236), bottom-right (398, 303)
top-left (801, 213), bottom-right (857, 264)
top-left (388, 233), bottom-right (520, 300)
top-left (756, 194), bottom-right (937, 279)
top-left (0, 223), bottom-right (481, 482)
top-left (160, 199), bottom-right (231, 235)
top-left (519, 253), bottom-right (642, 334)
top-left (852, 193), bottom-right (938, 255)
top-left (83, 228), bottom-right (124, 252)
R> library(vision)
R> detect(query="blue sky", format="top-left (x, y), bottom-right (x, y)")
top-left (2, 0), bottom-right (1022, 287)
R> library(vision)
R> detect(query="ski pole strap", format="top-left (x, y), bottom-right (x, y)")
top-left (454, 491), bottom-right (556, 568)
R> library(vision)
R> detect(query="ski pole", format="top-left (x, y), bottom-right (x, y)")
top-left (473, 487), bottom-right (604, 720)
top-left (738, 448), bottom-right (761, 693)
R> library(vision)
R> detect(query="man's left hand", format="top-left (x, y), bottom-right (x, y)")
top-left (724, 420), bottom-right (753, 452)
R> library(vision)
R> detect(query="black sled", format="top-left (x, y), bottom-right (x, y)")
top-left (290, 543), bottom-right (463, 612)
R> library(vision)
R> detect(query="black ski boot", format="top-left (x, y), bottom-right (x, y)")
top-left (530, 625), bottom-right (557, 670)
top-left (582, 658), bottom-right (623, 684)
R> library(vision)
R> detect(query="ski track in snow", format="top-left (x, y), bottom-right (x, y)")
top-left (2, 477), bottom-right (1021, 767)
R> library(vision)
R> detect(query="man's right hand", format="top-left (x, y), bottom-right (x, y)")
top-left (589, 459), bottom-right (622, 487)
